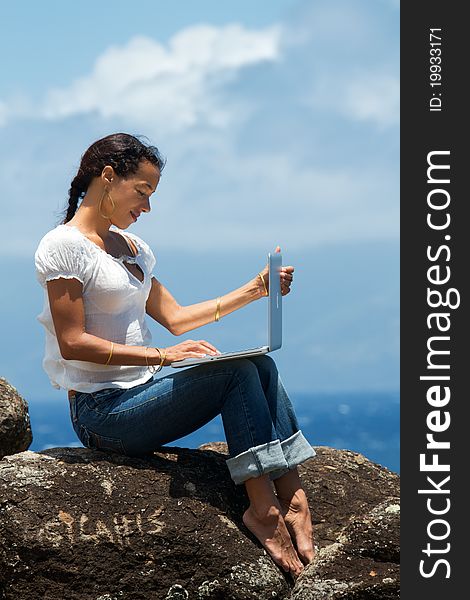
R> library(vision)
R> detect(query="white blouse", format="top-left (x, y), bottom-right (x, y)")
top-left (35, 224), bottom-right (156, 393)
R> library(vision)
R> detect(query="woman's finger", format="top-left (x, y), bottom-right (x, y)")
top-left (201, 341), bottom-right (220, 354)
top-left (281, 279), bottom-right (292, 295)
top-left (195, 340), bottom-right (220, 354)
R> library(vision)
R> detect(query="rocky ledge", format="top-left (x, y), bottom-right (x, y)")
top-left (0, 377), bottom-right (32, 459)
top-left (0, 442), bottom-right (399, 599)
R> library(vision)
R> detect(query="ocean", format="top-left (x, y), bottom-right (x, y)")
top-left (26, 390), bottom-right (400, 474)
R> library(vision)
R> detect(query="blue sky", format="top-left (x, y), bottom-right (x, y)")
top-left (0, 0), bottom-right (399, 404)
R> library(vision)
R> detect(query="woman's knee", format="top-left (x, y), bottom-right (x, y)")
top-left (215, 358), bottom-right (261, 387)
top-left (231, 358), bottom-right (260, 376)
top-left (249, 354), bottom-right (278, 376)
top-left (207, 356), bottom-right (277, 388)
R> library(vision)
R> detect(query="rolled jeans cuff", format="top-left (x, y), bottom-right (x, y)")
top-left (268, 430), bottom-right (316, 480)
top-left (226, 430), bottom-right (316, 485)
top-left (226, 439), bottom-right (287, 485)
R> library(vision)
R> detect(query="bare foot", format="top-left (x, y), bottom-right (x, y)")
top-left (243, 504), bottom-right (304, 576)
top-left (278, 489), bottom-right (315, 565)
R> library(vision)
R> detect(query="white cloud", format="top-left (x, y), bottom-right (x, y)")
top-left (303, 69), bottom-right (399, 130)
top-left (283, 0), bottom-right (399, 130)
top-left (1, 4), bottom-right (398, 257)
top-left (1, 10), bottom-right (399, 133)
top-left (39, 24), bottom-right (281, 132)
top-left (342, 74), bottom-right (399, 128)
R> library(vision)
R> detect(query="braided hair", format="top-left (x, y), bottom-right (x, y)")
top-left (62, 133), bottom-right (166, 223)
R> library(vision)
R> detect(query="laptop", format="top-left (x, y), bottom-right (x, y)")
top-left (171, 251), bottom-right (282, 368)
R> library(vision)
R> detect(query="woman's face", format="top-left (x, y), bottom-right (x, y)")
top-left (106, 160), bottom-right (160, 229)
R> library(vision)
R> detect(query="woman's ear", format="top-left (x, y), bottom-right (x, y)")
top-left (101, 165), bottom-right (115, 184)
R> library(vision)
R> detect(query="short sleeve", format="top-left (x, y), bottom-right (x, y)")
top-left (35, 227), bottom-right (92, 288)
top-left (123, 231), bottom-right (156, 274)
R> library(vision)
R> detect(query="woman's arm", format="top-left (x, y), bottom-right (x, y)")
top-left (145, 276), bottom-right (264, 336)
top-left (146, 246), bottom-right (294, 336)
top-left (47, 278), bottom-right (219, 365)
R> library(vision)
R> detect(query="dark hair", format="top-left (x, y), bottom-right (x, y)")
top-left (62, 133), bottom-right (166, 223)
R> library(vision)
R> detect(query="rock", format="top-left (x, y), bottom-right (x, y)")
top-left (0, 444), bottom-right (399, 599)
top-left (0, 377), bottom-right (32, 459)
top-left (291, 500), bottom-right (400, 599)
top-left (290, 447), bottom-right (400, 600)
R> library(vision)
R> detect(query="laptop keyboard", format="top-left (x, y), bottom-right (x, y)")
top-left (204, 347), bottom-right (263, 357)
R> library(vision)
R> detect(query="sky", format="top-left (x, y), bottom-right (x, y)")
top-left (0, 0), bottom-right (399, 404)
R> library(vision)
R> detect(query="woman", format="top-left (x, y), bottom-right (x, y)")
top-left (35, 133), bottom-right (316, 576)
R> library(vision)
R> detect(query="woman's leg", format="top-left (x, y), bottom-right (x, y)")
top-left (208, 356), bottom-right (311, 576)
top-left (242, 355), bottom-right (315, 477)
top-left (218, 355), bottom-right (314, 570)
top-left (223, 355), bottom-right (315, 482)
top-left (72, 358), bottom-right (312, 573)
top-left (272, 468), bottom-right (315, 565)
top-left (73, 358), bottom-right (288, 462)
top-left (243, 356), bottom-right (315, 565)
top-left (245, 355), bottom-right (298, 438)
top-left (243, 474), bottom-right (304, 576)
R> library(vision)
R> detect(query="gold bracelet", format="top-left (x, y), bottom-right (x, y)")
top-left (145, 346), bottom-right (157, 374)
top-left (105, 342), bottom-right (114, 365)
top-left (155, 347), bottom-right (166, 372)
top-left (214, 296), bottom-right (221, 322)
top-left (258, 272), bottom-right (268, 296)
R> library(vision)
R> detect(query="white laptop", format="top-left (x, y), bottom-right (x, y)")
top-left (171, 252), bottom-right (283, 368)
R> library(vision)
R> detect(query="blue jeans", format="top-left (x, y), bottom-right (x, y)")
top-left (68, 355), bottom-right (315, 484)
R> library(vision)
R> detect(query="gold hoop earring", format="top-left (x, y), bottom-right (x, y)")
top-left (98, 189), bottom-right (116, 220)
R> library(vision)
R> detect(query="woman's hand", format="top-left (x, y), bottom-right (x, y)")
top-left (257, 246), bottom-right (294, 297)
top-left (162, 339), bottom-right (220, 364)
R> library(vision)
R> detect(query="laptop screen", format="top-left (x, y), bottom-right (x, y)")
top-left (268, 252), bottom-right (282, 350)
